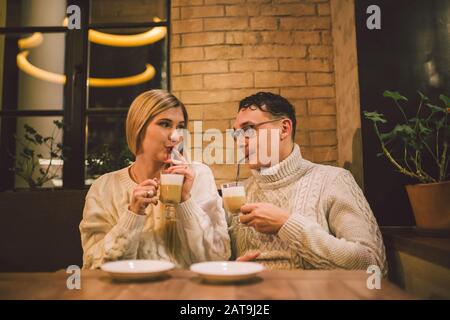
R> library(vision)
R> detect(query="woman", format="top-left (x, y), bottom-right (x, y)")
top-left (80, 90), bottom-right (230, 269)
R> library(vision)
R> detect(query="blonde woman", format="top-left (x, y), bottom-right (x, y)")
top-left (80, 90), bottom-right (231, 269)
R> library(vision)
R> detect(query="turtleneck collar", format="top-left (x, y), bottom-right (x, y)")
top-left (251, 144), bottom-right (313, 188)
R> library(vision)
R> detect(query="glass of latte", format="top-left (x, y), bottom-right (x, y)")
top-left (221, 182), bottom-right (246, 215)
top-left (160, 173), bottom-right (184, 221)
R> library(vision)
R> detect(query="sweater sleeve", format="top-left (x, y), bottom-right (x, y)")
top-left (176, 164), bottom-right (231, 262)
top-left (79, 181), bottom-right (146, 269)
top-left (278, 170), bottom-right (387, 276)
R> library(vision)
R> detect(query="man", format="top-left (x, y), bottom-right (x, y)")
top-left (230, 92), bottom-right (387, 275)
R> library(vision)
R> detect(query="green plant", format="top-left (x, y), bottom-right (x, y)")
top-left (364, 91), bottom-right (449, 183)
top-left (12, 120), bottom-right (65, 188)
top-left (86, 139), bottom-right (134, 179)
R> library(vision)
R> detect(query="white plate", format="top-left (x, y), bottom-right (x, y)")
top-left (101, 260), bottom-right (175, 281)
top-left (190, 261), bottom-right (264, 283)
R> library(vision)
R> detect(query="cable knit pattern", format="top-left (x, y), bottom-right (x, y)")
top-left (230, 144), bottom-right (387, 276)
top-left (80, 162), bottom-right (231, 269)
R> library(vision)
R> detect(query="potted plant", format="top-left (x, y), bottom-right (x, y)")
top-left (0, 121), bottom-right (85, 271)
top-left (364, 91), bottom-right (449, 230)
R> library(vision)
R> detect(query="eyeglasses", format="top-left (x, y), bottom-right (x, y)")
top-left (231, 118), bottom-right (285, 140)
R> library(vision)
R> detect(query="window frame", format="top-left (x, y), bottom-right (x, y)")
top-left (0, 0), bottom-right (171, 190)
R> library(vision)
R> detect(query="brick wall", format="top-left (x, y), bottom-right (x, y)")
top-left (171, 0), bottom-right (337, 185)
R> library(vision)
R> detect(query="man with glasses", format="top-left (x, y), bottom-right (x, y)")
top-left (229, 92), bottom-right (387, 275)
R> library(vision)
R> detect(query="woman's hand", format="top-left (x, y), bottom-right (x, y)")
top-left (164, 159), bottom-right (195, 203)
top-left (129, 178), bottom-right (159, 215)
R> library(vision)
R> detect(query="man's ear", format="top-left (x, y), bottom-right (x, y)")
top-left (280, 119), bottom-right (293, 141)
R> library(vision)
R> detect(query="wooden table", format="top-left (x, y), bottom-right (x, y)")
top-left (0, 269), bottom-right (414, 300)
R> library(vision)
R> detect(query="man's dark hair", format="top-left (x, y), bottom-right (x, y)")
top-left (239, 92), bottom-right (296, 139)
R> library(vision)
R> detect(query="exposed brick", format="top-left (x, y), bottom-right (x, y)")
top-left (321, 31), bottom-right (332, 45)
top-left (297, 115), bottom-right (337, 130)
top-left (203, 120), bottom-right (232, 132)
top-left (308, 45), bottom-right (333, 58)
top-left (172, 7), bottom-right (180, 20)
top-left (307, 72), bottom-right (334, 85)
top-left (291, 99), bottom-right (308, 116)
top-left (172, 75), bottom-right (203, 91)
top-left (173, 0), bottom-right (203, 7)
top-left (281, 86), bottom-right (335, 99)
top-left (181, 60), bottom-right (228, 75)
top-left (205, 0), bottom-right (243, 4)
top-left (225, 32), bottom-right (260, 45)
top-left (260, 4), bottom-right (316, 16)
top-left (226, 5), bottom-right (260, 16)
top-left (250, 17), bottom-right (278, 30)
top-left (172, 34), bottom-right (181, 48)
top-left (204, 17), bottom-right (249, 31)
top-left (182, 32), bottom-right (225, 47)
top-left (201, 103), bottom-right (238, 119)
top-left (172, 47), bottom-right (204, 62)
top-left (204, 73), bottom-right (253, 89)
top-left (182, 90), bottom-right (231, 104)
top-left (172, 63), bottom-right (181, 76)
top-left (181, 6), bottom-right (224, 19)
top-left (295, 130), bottom-right (310, 146)
top-left (204, 46), bottom-right (243, 60)
top-left (312, 146), bottom-right (338, 162)
top-left (309, 130), bottom-right (337, 145)
top-left (229, 59), bottom-right (278, 72)
top-left (294, 31), bottom-right (321, 44)
top-left (260, 31), bottom-right (293, 44)
top-left (255, 72), bottom-right (306, 88)
top-left (317, 3), bottom-right (331, 16)
top-left (185, 105), bottom-right (203, 120)
top-left (280, 17), bottom-right (331, 30)
top-left (279, 58), bottom-right (332, 72)
top-left (244, 45), bottom-right (307, 58)
top-left (172, 19), bottom-right (203, 34)
top-left (308, 98), bottom-right (336, 115)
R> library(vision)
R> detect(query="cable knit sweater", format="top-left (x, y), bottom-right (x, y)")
top-left (229, 144), bottom-right (387, 276)
top-left (79, 162), bottom-right (231, 269)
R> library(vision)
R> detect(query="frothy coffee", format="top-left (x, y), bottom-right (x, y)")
top-left (222, 185), bottom-right (246, 214)
top-left (160, 174), bottom-right (184, 205)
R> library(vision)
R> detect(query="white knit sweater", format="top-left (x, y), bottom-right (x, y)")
top-left (230, 144), bottom-right (387, 275)
top-left (80, 162), bottom-right (231, 269)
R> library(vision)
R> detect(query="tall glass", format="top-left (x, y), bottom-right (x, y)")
top-left (160, 173), bottom-right (184, 221)
top-left (221, 182), bottom-right (246, 215)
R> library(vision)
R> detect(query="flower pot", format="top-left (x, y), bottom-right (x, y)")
top-left (405, 181), bottom-right (450, 230)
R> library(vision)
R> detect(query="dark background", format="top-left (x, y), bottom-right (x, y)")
top-left (355, 0), bottom-right (450, 225)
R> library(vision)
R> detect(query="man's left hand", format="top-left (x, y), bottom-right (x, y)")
top-left (239, 203), bottom-right (289, 234)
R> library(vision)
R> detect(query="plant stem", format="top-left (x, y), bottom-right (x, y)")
top-left (395, 100), bottom-right (408, 123)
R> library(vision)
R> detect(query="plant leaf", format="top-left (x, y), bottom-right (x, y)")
top-left (439, 94), bottom-right (449, 108)
top-left (23, 124), bottom-right (36, 134)
top-left (383, 90), bottom-right (408, 102)
top-left (364, 111), bottom-right (387, 123)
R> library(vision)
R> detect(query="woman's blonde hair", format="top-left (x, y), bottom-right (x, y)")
top-left (126, 89), bottom-right (187, 156)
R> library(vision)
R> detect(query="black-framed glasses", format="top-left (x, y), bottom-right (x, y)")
top-left (231, 118), bottom-right (285, 140)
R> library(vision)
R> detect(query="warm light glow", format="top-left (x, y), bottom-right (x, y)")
top-left (89, 64), bottom-right (155, 87)
top-left (16, 19), bottom-right (165, 87)
top-left (63, 17), bottom-right (167, 47)
top-left (17, 52), bottom-right (156, 87)
top-left (18, 32), bottom-right (43, 49)
top-left (17, 51), bottom-right (66, 85)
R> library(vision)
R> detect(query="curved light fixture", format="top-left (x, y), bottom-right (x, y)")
top-left (89, 64), bottom-right (155, 87)
top-left (17, 51), bottom-right (66, 85)
top-left (63, 17), bottom-right (166, 47)
top-left (16, 18), bottom-right (166, 87)
top-left (18, 32), bottom-right (43, 50)
top-left (18, 51), bottom-right (155, 87)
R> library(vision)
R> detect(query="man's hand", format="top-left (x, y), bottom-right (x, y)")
top-left (236, 250), bottom-right (261, 262)
top-left (239, 203), bottom-right (290, 234)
